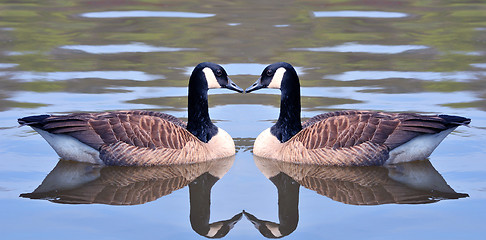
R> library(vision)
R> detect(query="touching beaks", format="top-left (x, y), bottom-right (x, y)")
top-left (244, 78), bottom-right (264, 93)
top-left (224, 77), bottom-right (244, 93)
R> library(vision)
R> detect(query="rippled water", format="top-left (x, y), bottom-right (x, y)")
top-left (1, 0), bottom-right (486, 239)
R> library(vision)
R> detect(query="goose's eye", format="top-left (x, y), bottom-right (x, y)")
top-left (215, 69), bottom-right (223, 77)
top-left (266, 69), bottom-right (273, 76)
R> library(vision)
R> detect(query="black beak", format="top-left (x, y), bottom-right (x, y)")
top-left (242, 210), bottom-right (261, 226)
top-left (203, 212), bottom-right (244, 238)
top-left (244, 77), bottom-right (264, 93)
top-left (224, 77), bottom-right (244, 93)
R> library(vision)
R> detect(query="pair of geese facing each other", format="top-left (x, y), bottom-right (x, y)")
top-left (21, 156), bottom-right (467, 238)
top-left (18, 62), bottom-right (471, 167)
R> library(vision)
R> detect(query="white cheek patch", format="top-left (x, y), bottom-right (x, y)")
top-left (206, 222), bottom-right (223, 238)
top-left (268, 67), bottom-right (286, 89)
top-left (202, 67), bottom-right (221, 89)
top-left (267, 223), bottom-right (283, 238)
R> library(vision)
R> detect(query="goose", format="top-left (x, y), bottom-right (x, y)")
top-left (18, 62), bottom-right (243, 166)
top-left (20, 156), bottom-right (236, 204)
top-left (253, 156), bottom-right (468, 205)
top-left (189, 171), bottom-right (243, 238)
top-left (21, 156), bottom-right (243, 237)
top-left (245, 62), bottom-right (471, 166)
top-left (243, 171), bottom-right (299, 238)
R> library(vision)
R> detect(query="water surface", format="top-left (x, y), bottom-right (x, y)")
top-left (1, 0), bottom-right (486, 239)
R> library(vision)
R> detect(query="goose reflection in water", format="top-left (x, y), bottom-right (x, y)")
top-left (247, 156), bottom-right (468, 238)
top-left (20, 156), bottom-right (242, 238)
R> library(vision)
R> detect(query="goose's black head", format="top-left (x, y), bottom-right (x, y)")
top-left (191, 62), bottom-right (243, 93)
top-left (243, 211), bottom-right (292, 238)
top-left (200, 212), bottom-right (243, 238)
top-left (245, 62), bottom-right (302, 143)
top-left (187, 62), bottom-right (242, 143)
top-left (245, 62), bottom-right (298, 93)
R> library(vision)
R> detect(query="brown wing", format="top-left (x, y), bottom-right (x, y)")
top-left (299, 165), bottom-right (468, 205)
top-left (20, 161), bottom-right (196, 205)
top-left (27, 110), bottom-right (197, 150)
top-left (296, 110), bottom-right (458, 150)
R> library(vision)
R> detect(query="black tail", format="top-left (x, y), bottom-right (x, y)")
top-left (438, 114), bottom-right (471, 126)
top-left (18, 114), bottom-right (50, 126)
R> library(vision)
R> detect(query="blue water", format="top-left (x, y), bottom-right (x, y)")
top-left (1, 0), bottom-right (485, 239)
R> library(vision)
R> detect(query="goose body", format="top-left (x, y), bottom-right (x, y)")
top-left (246, 62), bottom-right (470, 166)
top-left (253, 156), bottom-right (468, 206)
top-left (19, 62), bottom-right (243, 166)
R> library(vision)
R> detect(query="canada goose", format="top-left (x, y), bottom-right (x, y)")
top-left (243, 171), bottom-right (299, 238)
top-left (253, 156), bottom-right (468, 206)
top-left (18, 62), bottom-right (243, 166)
top-left (244, 156), bottom-right (468, 238)
top-left (21, 156), bottom-right (243, 237)
top-left (189, 172), bottom-right (243, 238)
top-left (20, 156), bottom-right (236, 205)
top-left (245, 62), bottom-right (471, 166)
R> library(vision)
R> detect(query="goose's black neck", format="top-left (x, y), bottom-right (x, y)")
top-left (270, 172), bottom-right (299, 237)
top-left (186, 72), bottom-right (218, 143)
top-left (271, 69), bottom-right (302, 143)
top-left (189, 172), bottom-right (242, 238)
top-left (244, 172), bottom-right (300, 238)
top-left (189, 172), bottom-right (219, 236)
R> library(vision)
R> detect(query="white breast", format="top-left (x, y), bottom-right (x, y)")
top-left (253, 128), bottom-right (283, 158)
top-left (205, 128), bottom-right (236, 159)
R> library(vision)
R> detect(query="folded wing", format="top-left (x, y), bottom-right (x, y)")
top-left (19, 110), bottom-right (205, 165)
top-left (285, 111), bottom-right (466, 166)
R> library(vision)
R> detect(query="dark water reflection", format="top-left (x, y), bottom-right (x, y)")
top-left (20, 157), bottom-right (234, 205)
top-left (255, 157), bottom-right (468, 205)
top-left (1, 0), bottom-right (486, 239)
top-left (21, 157), bottom-right (243, 238)
top-left (20, 156), bottom-right (467, 238)
top-left (248, 156), bottom-right (468, 238)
